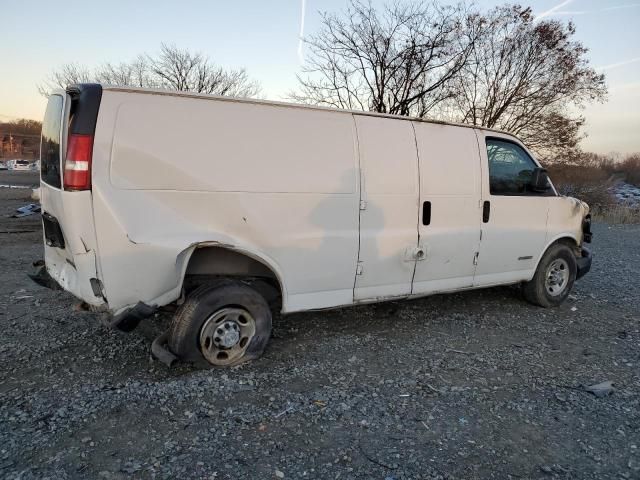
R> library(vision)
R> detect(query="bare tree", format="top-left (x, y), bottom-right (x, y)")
top-left (39, 44), bottom-right (260, 98)
top-left (443, 6), bottom-right (607, 160)
top-left (147, 44), bottom-right (260, 97)
top-left (290, 0), bottom-right (476, 116)
top-left (291, 2), bottom-right (605, 159)
top-left (38, 63), bottom-right (93, 96)
top-left (95, 56), bottom-right (155, 88)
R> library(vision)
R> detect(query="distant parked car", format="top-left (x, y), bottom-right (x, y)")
top-left (7, 159), bottom-right (32, 171)
top-left (0, 161), bottom-right (7, 170)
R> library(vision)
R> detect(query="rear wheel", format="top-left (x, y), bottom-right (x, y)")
top-left (168, 280), bottom-right (272, 367)
top-left (523, 243), bottom-right (577, 307)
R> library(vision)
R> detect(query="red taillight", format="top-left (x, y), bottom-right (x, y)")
top-left (64, 134), bottom-right (93, 191)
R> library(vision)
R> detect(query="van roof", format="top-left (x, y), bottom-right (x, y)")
top-left (101, 84), bottom-right (514, 138)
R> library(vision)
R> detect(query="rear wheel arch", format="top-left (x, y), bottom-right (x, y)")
top-left (176, 244), bottom-right (285, 310)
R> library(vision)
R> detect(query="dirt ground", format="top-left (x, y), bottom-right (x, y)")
top-left (1, 172), bottom-right (639, 479)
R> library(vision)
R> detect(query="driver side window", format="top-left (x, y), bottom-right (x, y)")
top-left (486, 138), bottom-right (542, 196)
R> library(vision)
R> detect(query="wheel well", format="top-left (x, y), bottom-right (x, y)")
top-left (554, 236), bottom-right (580, 253)
top-left (182, 246), bottom-right (282, 309)
top-left (532, 236), bottom-right (580, 275)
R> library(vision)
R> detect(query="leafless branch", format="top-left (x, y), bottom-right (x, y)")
top-left (39, 44), bottom-right (261, 99)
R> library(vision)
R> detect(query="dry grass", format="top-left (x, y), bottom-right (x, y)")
top-left (591, 204), bottom-right (640, 224)
top-left (617, 154), bottom-right (640, 186)
top-left (546, 152), bottom-right (640, 224)
top-left (549, 164), bottom-right (614, 210)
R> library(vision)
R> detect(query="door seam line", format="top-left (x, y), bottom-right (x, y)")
top-left (351, 114), bottom-right (363, 297)
top-left (410, 121), bottom-right (420, 295)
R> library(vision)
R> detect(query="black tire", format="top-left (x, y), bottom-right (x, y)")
top-left (523, 243), bottom-right (577, 308)
top-left (168, 280), bottom-right (272, 367)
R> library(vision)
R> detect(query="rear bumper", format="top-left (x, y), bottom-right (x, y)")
top-left (30, 263), bottom-right (154, 332)
top-left (45, 247), bottom-right (106, 306)
top-left (576, 247), bottom-right (592, 280)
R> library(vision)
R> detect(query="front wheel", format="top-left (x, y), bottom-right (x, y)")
top-left (523, 243), bottom-right (577, 308)
top-left (168, 280), bottom-right (272, 367)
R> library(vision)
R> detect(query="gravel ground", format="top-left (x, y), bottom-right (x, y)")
top-left (0, 180), bottom-right (639, 480)
top-left (0, 170), bottom-right (40, 188)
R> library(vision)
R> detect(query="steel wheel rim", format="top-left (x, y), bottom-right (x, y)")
top-left (545, 258), bottom-right (570, 297)
top-left (199, 307), bottom-right (256, 366)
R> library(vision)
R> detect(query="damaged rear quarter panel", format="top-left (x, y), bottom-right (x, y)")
top-left (90, 91), bottom-right (360, 315)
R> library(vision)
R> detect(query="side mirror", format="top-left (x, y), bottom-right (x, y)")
top-left (530, 167), bottom-right (551, 192)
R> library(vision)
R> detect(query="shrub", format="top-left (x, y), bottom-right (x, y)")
top-left (546, 163), bottom-right (614, 209)
top-left (617, 154), bottom-right (640, 186)
top-left (545, 152), bottom-right (640, 224)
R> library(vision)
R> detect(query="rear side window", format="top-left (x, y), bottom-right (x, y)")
top-left (40, 95), bottom-right (64, 188)
top-left (486, 138), bottom-right (541, 196)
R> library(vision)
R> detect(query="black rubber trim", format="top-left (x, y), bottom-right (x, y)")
top-left (28, 265), bottom-right (63, 291)
top-left (42, 212), bottom-right (65, 249)
top-left (66, 83), bottom-right (102, 136)
top-left (582, 214), bottom-right (593, 243)
top-left (103, 301), bottom-right (156, 332)
top-left (576, 247), bottom-right (592, 280)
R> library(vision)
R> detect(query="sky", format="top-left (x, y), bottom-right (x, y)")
top-left (1, 0), bottom-right (639, 155)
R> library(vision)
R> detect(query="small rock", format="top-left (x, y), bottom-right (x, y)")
top-left (275, 469), bottom-right (285, 478)
top-left (540, 465), bottom-right (553, 474)
top-left (584, 381), bottom-right (615, 398)
top-left (555, 393), bottom-right (567, 402)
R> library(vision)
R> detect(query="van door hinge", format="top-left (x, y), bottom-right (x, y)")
top-left (356, 262), bottom-right (364, 275)
top-left (473, 252), bottom-right (479, 265)
top-left (359, 200), bottom-right (367, 210)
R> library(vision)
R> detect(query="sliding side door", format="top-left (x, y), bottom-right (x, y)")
top-left (411, 123), bottom-right (482, 295)
top-left (354, 115), bottom-right (420, 301)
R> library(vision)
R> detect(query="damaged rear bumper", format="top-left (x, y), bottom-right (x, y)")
top-left (29, 262), bottom-right (156, 332)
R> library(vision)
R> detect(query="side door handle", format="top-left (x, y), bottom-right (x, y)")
top-left (482, 201), bottom-right (490, 223)
top-left (422, 201), bottom-right (431, 226)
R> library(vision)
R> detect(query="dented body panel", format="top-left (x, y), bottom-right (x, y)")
top-left (39, 85), bottom-right (592, 320)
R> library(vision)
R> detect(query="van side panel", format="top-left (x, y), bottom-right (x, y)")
top-left (110, 97), bottom-right (353, 194)
top-left (91, 91), bottom-right (360, 313)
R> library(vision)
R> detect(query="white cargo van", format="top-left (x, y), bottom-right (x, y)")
top-left (34, 84), bottom-right (592, 367)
